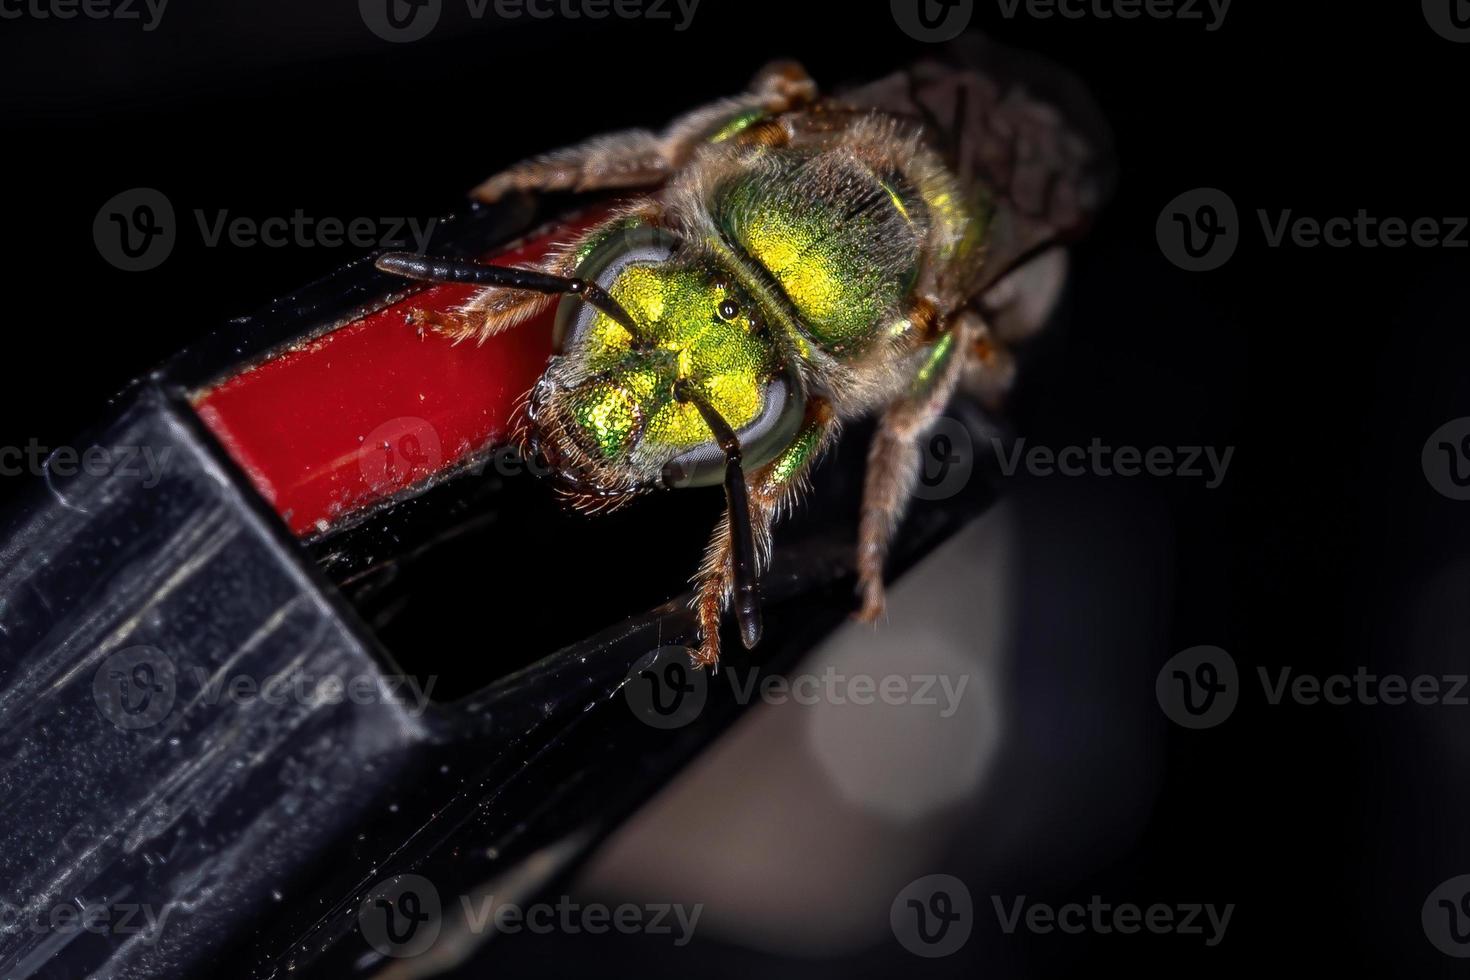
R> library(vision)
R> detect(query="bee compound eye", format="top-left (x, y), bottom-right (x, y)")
top-left (663, 374), bottom-right (803, 489)
top-left (553, 225), bottom-right (680, 353)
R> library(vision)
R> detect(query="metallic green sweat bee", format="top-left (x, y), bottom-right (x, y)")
top-left (377, 41), bottom-right (1111, 667)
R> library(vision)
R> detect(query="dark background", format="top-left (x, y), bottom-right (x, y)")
top-left (2, 0), bottom-right (1468, 976)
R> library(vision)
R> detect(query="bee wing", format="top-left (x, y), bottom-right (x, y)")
top-left (836, 35), bottom-right (1116, 297)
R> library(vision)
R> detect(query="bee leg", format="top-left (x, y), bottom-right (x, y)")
top-left (855, 313), bottom-right (980, 623)
top-left (690, 400), bottom-right (836, 668)
top-left (471, 70), bottom-right (817, 204)
top-left (389, 202), bottom-right (668, 344)
top-left (691, 502), bottom-right (771, 671)
top-left (960, 314), bottom-right (1018, 411)
top-left (406, 285), bottom-right (559, 345)
top-left (471, 131), bottom-right (675, 204)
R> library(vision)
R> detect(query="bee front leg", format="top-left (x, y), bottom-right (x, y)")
top-left (406, 287), bottom-right (558, 345)
top-left (394, 201), bottom-right (668, 345)
top-left (690, 400), bottom-right (835, 668)
top-left (856, 313), bottom-right (984, 623)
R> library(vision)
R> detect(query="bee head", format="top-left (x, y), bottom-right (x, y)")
top-left (526, 223), bottom-right (804, 497)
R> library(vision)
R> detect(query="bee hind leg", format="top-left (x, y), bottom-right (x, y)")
top-left (856, 312), bottom-right (986, 623)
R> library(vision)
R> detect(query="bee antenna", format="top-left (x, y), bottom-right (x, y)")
top-left (674, 378), bottom-right (763, 651)
top-left (375, 251), bottom-right (648, 345)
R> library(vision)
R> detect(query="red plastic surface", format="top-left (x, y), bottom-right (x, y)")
top-left (195, 212), bottom-right (603, 537)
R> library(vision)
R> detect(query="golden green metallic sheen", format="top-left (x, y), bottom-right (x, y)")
top-left (768, 414), bottom-right (824, 487)
top-left (911, 329), bottom-right (956, 396)
top-left (708, 108), bottom-right (768, 144)
top-left (566, 261), bottom-right (776, 460)
top-left (716, 153), bottom-right (922, 351)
